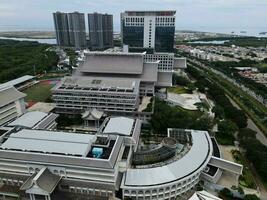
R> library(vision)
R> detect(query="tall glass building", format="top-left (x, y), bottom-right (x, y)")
top-left (88, 13), bottom-right (113, 50)
top-left (67, 12), bottom-right (87, 49)
top-left (53, 12), bottom-right (86, 49)
top-left (53, 12), bottom-right (70, 47)
top-left (121, 11), bottom-right (176, 53)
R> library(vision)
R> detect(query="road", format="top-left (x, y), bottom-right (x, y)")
top-left (188, 58), bottom-right (267, 146)
top-left (227, 96), bottom-right (267, 146)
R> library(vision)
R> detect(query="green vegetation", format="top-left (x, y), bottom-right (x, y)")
top-left (218, 188), bottom-right (234, 200)
top-left (188, 59), bottom-right (267, 135)
top-left (24, 82), bottom-right (52, 102)
top-left (244, 194), bottom-right (260, 200)
top-left (172, 73), bottom-right (191, 86)
top-left (210, 60), bottom-right (267, 100)
top-left (257, 62), bottom-right (267, 73)
top-left (186, 60), bottom-right (267, 188)
top-left (148, 98), bottom-right (214, 136)
top-left (0, 39), bottom-right (58, 83)
top-left (143, 97), bottom-right (154, 113)
top-left (232, 150), bottom-right (257, 189)
top-left (238, 128), bottom-right (267, 187)
top-left (184, 36), bottom-right (267, 47)
top-left (56, 115), bottom-right (83, 127)
top-left (65, 49), bottom-right (77, 67)
top-left (216, 120), bottom-right (237, 145)
top-left (187, 65), bottom-right (248, 129)
top-left (167, 86), bottom-right (190, 94)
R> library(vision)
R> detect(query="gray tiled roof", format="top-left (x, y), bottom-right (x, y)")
top-left (20, 167), bottom-right (61, 194)
top-left (0, 86), bottom-right (26, 107)
top-left (1, 129), bottom-right (96, 156)
top-left (8, 111), bottom-right (48, 128)
top-left (0, 75), bottom-right (35, 89)
top-left (79, 52), bottom-right (144, 75)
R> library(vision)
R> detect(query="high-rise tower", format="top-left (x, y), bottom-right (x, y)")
top-left (88, 13), bottom-right (113, 50)
top-left (53, 12), bottom-right (70, 47)
top-left (53, 11), bottom-right (86, 49)
top-left (67, 12), bottom-right (87, 48)
top-left (121, 11), bottom-right (176, 52)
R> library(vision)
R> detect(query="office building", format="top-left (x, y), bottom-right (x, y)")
top-left (53, 12), bottom-right (86, 49)
top-left (53, 12), bottom-right (70, 47)
top-left (0, 86), bottom-right (26, 126)
top-left (67, 12), bottom-right (87, 48)
top-left (88, 13), bottom-right (113, 50)
top-left (121, 11), bottom-right (176, 52)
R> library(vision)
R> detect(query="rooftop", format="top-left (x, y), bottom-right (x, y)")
top-left (8, 111), bottom-right (48, 128)
top-left (79, 52), bottom-right (145, 75)
top-left (20, 167), bottom-right (61, 194)
top-left (103, 117), bottom-right (135, 136)
top-left (0, 75), bottom-right (35, 89)
top-left (0, 86), bottom-right (26, 107)
top-left (54, 76), bottom-right (140, 92)
top-left (0, 129), bottom-right (96, 157)
top-left (123, 130), bottom-right (212, 187)
top-left (124, 10), bottom-right (176, 16)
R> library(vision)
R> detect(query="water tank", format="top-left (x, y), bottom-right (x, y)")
top-left (92, 147), bottom-right (103, 158)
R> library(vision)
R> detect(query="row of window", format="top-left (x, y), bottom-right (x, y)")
top-left (53, 97), bottom-right (136, 104)
top-left (125, 17), bottom-right (144, 26)
top-left (55, 100), bottom-right (136, 107)
top-left (123, 172), bottom-right (200, 199)
top-left (57, 105), bottom-right (135, 112)
top-left (155, 17), bottom-right (175, 26)
top-left (53, 93), bottom-right (137, 100)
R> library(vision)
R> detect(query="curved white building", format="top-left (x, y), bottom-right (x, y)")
top-left (121, 129), bottom-right (213, 200)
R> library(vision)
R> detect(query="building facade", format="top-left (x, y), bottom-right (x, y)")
top-left (88, 13), bottom-right (113, 50)
top-left (121, 11), bottom-right (176, 53)
top-left (52, 51), bottom-right (161, 116)
top-left (0, 86), bottom-right (26, 126)
top-left (53, 12), bottom-right (86, 49)
top-left (53, 12), bottom-right (70, 47)
top-left (0, 126), bottom-right (242, 200)
top-left (67, 12), bottom-right (87, 49)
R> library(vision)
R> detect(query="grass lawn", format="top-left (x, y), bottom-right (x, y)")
top-left (259, 63), bottom-right (267, 68)
top-left (167, 86), bottom-right (190, 94)
top-left (232, 150), bottom-right (257, 189)
top-left (24, 82), bottom-right (52, 102)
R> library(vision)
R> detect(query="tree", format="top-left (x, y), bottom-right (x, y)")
top-left (216, 120), bottom-right (238, 145)
top-left (244, 194), bottom-right (260, 200)
top-left (192, 115), bottom-right (214, 132)
top-left (219, 188), bottom-right (233, 199)
top-left (238, 128), bottom-right (256, 141)
top-left (212, 105), bottom-right (225, 119)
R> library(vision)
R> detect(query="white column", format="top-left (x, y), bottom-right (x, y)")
top-left (143, 16), bottom-right (156, 48)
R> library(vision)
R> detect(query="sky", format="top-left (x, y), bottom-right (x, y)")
top-left (0, 0), bottom-right (267, 34)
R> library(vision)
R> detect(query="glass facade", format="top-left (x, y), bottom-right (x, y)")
top-left (123, 25), bottom-right (144, 48)
top-left (155, 27), bottom-right (175, 52)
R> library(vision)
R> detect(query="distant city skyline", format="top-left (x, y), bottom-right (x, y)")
top-left (0, 0), bottom-right (267, 35)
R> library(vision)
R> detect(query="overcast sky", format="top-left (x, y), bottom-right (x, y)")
top-left (0, 0), bottom-right (267, 33)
